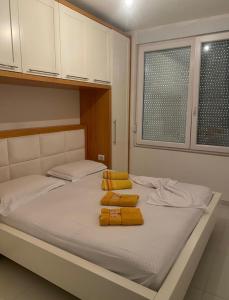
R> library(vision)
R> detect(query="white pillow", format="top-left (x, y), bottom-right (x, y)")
top-left (0, 175), bottom-right (65, 216)
top-left (47, 160), bottom-right (107, 182)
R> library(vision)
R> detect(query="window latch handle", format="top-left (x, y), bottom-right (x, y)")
top-left (193, 106), bottom-right (198, 117)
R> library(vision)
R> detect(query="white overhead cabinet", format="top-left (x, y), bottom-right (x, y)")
top-left (59, 4), bottom-right (111, 84)
top-left (111, 32), bottom-right (130, 171)
top-left (0, 0), bottom-right (113, 83)
top-left (59, 4), bottom-right (88, 82)
top-left (18, 0), bottom-right (61, 77)
top-left (0, 0), bottom-right (21, 72)
top-left (87, 20), bottom-right (111, 85)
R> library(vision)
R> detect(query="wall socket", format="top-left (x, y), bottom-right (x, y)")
top-left (98, 154), bottom-right (105, 161)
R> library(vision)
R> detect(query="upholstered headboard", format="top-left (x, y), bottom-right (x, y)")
top-left (0, 125), bottom-right (86, 183)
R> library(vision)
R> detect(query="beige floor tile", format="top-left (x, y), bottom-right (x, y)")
top-left (190, 247), bottom-right (214, 290)
top-left (202, 292), bottom-right (225, 300)
top-left (218, 223), bottom-right (229, 253)
top-left (14, 281), bottom-right (78, 300)
top-left (0, 257), bottom-right (78, 300)
top-left (184, 287), bottom-right (203, 300)
top-left (205, 253), bottom-right (229, 299)
top-left (207, 219), bottom-right (226, 252)
top-left (14, 272), bottom-right (79, 300)
top-left (0, 257), bottom-right (35, 300)
top-left (216, 204), bottom-right (229, 221)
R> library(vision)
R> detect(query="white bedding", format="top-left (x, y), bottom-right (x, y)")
top-left (131, 175), bottom-right (210, 211)
top-left (0, 173), bottom-right (212, 290)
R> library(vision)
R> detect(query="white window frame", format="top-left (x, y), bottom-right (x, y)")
top-left (191, 32), bottom-right (229, 154)
top-left (136, 32), bottom-right (229, 154)
top-left (136, 38), bottom-right (195, 149)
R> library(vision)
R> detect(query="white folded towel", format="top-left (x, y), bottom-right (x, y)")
top-left (130, 176), bottom-right (209, 211)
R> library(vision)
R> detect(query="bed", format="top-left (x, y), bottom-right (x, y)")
top-left (0, 125), bottom-right (221, 300)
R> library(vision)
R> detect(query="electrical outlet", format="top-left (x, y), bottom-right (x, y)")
top-left (98, 154), bottom-right (105, 161)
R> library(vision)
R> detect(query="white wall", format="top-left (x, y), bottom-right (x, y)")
top-left (0, 84), bottom-right (80, 130)
top-left (130, 14), bottom-right (229, 201)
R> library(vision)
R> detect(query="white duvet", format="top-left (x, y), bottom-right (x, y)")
top-left (0, 173), bottom-right (212, 290)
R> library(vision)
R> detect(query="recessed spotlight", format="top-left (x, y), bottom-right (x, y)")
top-left (203, 44), bottom-right (210, 52)
top-left (124, 0), bottom-right (133, 8)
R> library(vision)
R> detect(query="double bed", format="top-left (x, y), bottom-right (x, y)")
top-left (0, 125), bottom-right (221, 300)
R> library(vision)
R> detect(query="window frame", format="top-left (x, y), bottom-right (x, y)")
top-left (136, 38), bottom-right (196, 149)
top-left (136, 32), bottom-right (229, 154)
top-left (191, 32), bottom-right (229, 154)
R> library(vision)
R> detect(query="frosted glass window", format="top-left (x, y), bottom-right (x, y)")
top-left (197, 40), bottom-right (229, 147)
top-left (142, 47), bottom-right (191, 143)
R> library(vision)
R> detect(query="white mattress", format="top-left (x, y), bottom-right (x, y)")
top-left (0, 173), bottom-right (212, 290)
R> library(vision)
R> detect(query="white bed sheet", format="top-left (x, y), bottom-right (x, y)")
top-left (0, 173), bottom-right (212, 290)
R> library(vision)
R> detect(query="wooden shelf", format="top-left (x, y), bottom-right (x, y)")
top-left (0, 70), bottom-right (111, 91)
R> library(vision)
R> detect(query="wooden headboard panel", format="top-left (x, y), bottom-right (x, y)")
top-left (0, 125), bottom-right (87, 182)
top-left (0, 124), bottom-right (86, 139)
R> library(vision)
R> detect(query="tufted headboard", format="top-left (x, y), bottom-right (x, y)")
top-left (0, 125), bottom-right (86, 183)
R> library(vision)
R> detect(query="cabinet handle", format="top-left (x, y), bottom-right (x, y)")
top-left (28, 69), bottom-right (59, 76)
top-left (94, 79), bottom-right (111, 84)
top-left (66, 75), bottom-right (89, 81)
top-left (113, 120), bottom-right (117, 145)
top-left (0, 63), bottom-right (18, 69)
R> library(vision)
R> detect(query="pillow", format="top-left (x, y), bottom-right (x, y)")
top-left (0, 175), bottom-right (65, 216)
top-left (47, 160), bottom-right (107, 182)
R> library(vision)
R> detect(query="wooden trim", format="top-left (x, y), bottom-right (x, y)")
top-left (128, 36), bottom-right (132, 172)
top-left (58, 0), bottom-right (130, 38)
top-left (80, 89), bottom-right (112, 168)
top-left (107, 89), bottom-right (112, 169)
top-left (0, 70), bottom-right (111, 90)
top-left (0, 124), bottom-right (85, 139)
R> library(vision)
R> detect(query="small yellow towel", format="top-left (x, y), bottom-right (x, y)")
top-left (100, 208), bottom-right (121, 225)
top-left (99, 208), bottom-right (144, 226)
top-left (102, 179), bottom-right (132, 191)
top-left (103, 170), bottom-right (129, 180)
top-left (101, 191), bottom-right (139, 207)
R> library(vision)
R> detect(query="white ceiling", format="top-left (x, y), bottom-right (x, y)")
top-left (69, 0), bottom-right (229, 32)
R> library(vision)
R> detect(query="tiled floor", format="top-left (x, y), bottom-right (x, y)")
top-left (0, 204), bottom-right (228, 300)
top-left (184, 204), bottom-right (229, 300)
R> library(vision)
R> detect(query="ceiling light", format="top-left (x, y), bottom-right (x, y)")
top-left (124, 0), bottom-right (133, 8)
top-left (203, 45), bottom-right (210, 52)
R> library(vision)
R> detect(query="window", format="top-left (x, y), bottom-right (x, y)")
top-left (136, 32), bottom-right (229, 154)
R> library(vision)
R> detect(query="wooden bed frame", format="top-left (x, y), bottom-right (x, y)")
top-left (0, 126), bottom-right (221, 300)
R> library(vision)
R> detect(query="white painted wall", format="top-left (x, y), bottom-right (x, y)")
top-left (130, 14), bottom-right (229, 201)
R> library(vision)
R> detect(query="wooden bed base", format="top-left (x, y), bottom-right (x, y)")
top-left (0, 192), bottom-right (221, 300)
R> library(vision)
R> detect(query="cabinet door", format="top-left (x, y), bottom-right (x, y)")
top-left (112, 32), bottom-right (130, 171)
top-left (0, 0), bottom-right (21, 72)
top-left (87, 20), bottom-right (111, 84)
top-left (18, 0), bottom-right (60, 77)
top-left (60, 4), bottom-right (88, 82)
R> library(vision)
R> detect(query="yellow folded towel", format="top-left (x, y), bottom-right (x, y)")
top-left (103, 170), bottom-right (129, 180)
top-left (102, 179), bottom-right (132, 191)
top-left (101, 191), bottom-right (139, 207)
top-left (99, 208), bottom-right (144, 226)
